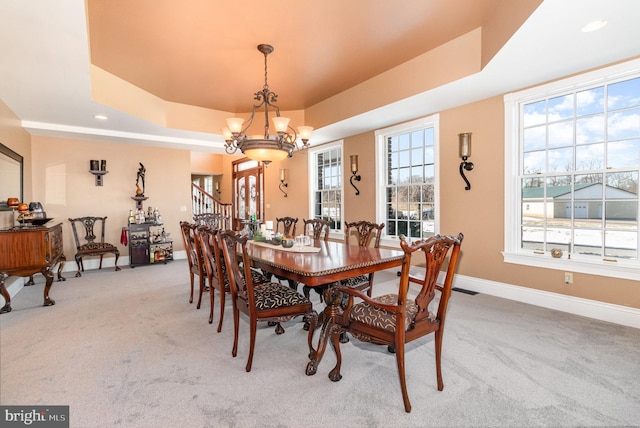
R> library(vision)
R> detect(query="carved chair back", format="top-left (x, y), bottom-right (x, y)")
top-left (69, 216), bottom-right (107, 247)
top-left (275, 216), bottom-right (298, 238)
top-left (344, 220), bottom-right (385, 248)
top-left (302, 218), bottom-right (330, 241)
top-left (194, 213), bottom-right (230, 230)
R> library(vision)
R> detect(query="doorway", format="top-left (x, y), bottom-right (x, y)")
top-left (232, 158), bottom-right (264, 230)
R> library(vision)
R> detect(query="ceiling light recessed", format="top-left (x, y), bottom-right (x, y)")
top-left (581, 19), bottom-right (607, 33)
top-left (94, 114), bottom-right (108, 120)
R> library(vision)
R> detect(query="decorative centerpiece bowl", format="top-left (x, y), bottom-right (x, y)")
top-left (281, 239), bottom-right (294, 248)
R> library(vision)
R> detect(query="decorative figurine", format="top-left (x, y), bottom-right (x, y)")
top-left (135, 163), bottom-right (146, 196)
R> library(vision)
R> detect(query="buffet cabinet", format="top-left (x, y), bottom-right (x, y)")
top-left (0, 223), bottom-right (66, 313)
top-left (127, 223), bottom-right (173, 267)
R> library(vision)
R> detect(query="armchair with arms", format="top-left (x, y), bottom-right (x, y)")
top-left (327, 233), bottom-right (464, 413)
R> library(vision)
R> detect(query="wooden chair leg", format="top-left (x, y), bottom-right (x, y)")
top-left (246, 318), bottom-right (257, 372)
top-left (208, 282), bottom-right (215, 324)
top-left (435, 328), bottom-right (444, 391)
top-left (196, 276), bottom-right (204, 309)
top-left (74, 256), bottom-right (82, 277)
top-left (188, 273), bottom-right (194, 303)
top-left (232, 307), bottom-right (240, 358)
top-left (216, 288), bottom-right (225, 333)
top-left (98, 254), bottom-right (104, 270)
top-left (395, 341), bottom-right (411, 413)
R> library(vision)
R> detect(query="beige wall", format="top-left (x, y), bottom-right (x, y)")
top-left (0, 100), bottom-right (32, 228)
top-left (28, 135), bottom-right (192, 260)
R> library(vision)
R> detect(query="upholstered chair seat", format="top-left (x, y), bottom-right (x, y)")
top-left (252, 282), bottom-right (311, 311)
top-left (348, 294), bottom-right (420, 333)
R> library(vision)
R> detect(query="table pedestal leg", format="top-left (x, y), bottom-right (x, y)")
top-left (306, 287), bottom-right (343, 376)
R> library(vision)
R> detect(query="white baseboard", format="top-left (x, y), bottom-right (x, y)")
top-left (449, 273), bottom-right (640, 330)
top-left (58, 250), bottom-right (188, 274)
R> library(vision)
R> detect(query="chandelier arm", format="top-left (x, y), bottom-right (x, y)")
top-left (225, 43), bottom-right (311, 163)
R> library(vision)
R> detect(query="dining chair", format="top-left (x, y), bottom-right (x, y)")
top-left (68, 216), bottom-right (120, 277)
top-left (219, 230), bottom-right (318, 372)
top-left (193, 213), bottom-right (225, 230)
top-left (327, 233), bottom-right (464, 413)
top-left (300, 218), bottom-right (331, 300)
top-left (275, 216), bottom-right (298, 238)
top-left (179, 221), bottom-right (207, 308)
top-left (302, 218), bottom-right (330, 241)
top-left (270, 216), bottom-right (299, 289)
top-left (341, 220), bottom-right (385, 296)
top-left (195, 225), bottom-right (227, 330)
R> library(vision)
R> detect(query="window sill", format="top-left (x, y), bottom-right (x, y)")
top-left (502, 251), bottom-right (639, 281)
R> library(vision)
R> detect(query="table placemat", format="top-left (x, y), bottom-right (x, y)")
top-left (249, 240), bottom-right (322, 253)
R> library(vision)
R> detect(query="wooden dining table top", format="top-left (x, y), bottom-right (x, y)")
top-left (246, 239), bottom-right (404, 287)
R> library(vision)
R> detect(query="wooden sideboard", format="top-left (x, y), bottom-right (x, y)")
top-left (0, 223), bottom-right (66, 313)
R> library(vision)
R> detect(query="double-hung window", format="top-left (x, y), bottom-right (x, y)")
top-left (376, 115), bottom-right (440, 245)
top-left (504, 59), bottom-right (640, 280)
top-left (308, 141), bottom-right (343, 235)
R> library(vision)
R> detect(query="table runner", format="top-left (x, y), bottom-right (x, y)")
top-left (249, 240), bottom-right (322, 253)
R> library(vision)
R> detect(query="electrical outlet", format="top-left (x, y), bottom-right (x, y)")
top-left (564, 272), bottom-right (573, 284)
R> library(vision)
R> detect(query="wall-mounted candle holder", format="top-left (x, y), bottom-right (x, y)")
top-left (458, 133), bottom-right (474, 190)
top-left (349, 155), bottom-right (361, 195)
top-left (279, 168), bottom-right (288, 197)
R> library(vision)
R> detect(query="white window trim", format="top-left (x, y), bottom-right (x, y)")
top-left (375, 114), bottom-right (440, 248)
top-left (503, 58), bottom-right (640, 281)
top-left (308, 140), bottom-right (344, 240)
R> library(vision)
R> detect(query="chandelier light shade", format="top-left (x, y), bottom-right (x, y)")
top-left (222, 44), bottom-right (313, 164)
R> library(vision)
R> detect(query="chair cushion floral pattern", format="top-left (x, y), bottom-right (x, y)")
top-left (253, 282), bottom-right (310, 311)
top-left (349, 294), bottom-right (419, 332)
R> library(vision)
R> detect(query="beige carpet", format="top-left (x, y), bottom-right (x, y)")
top-left (1, 260), bottom-right (639, 427)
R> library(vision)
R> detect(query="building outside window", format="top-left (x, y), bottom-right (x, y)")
top-left (504, 58), bottom-right (640, 280)
top-left (376, 115), bottom-right (439, 243)
top-left (309, 141), bottom-right (343, 233)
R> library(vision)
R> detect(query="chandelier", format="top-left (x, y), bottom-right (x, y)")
top-left (222, 44), bottom-right (313, 164)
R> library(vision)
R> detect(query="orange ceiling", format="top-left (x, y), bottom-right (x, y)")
top-left (86, 0), bottom-right (503, 113)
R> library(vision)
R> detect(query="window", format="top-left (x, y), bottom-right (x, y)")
top-left (308, 141), bottom-right (343, 234)
top-left (376, 115), bottom-right (440, 245)
top-left (504, 59), bottom-right (640, 280)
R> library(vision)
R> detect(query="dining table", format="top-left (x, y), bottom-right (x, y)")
top-left (245, 238), bottom-right (404, 375)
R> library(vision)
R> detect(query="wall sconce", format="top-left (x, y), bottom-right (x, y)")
top-left (215, 181), bottom-right (221, 195)
top-left (89, 159), bottom-right (108, 186)
top-left (279, 168), bottom-right (288, 197)
top-left (458, 133), bottom-right (474, 190)
top-left (349, 155), bottom-right (361, 195)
